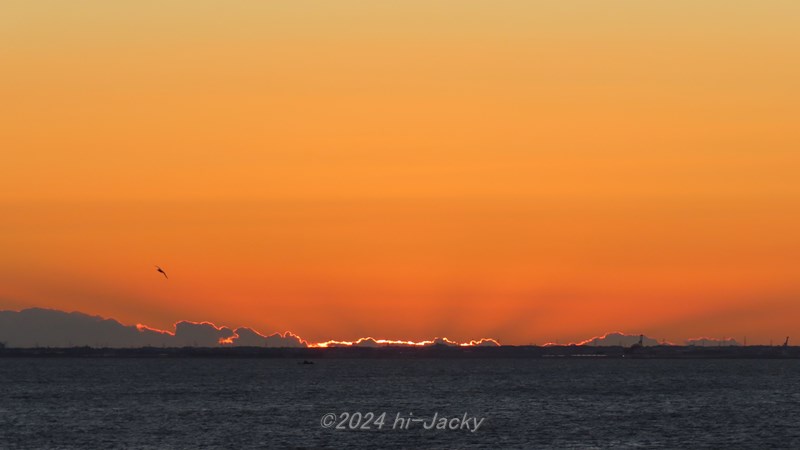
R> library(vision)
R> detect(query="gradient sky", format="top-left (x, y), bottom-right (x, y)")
top-left (2, 1), bottom-right (799, 344)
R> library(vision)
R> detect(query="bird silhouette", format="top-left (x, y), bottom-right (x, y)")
top-left (155, 266), bottom-right (168, 279)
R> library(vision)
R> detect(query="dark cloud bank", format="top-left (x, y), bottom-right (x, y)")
top-left (0, 308), bottom-right (739, 348)
top-left (575, 332), bottom-right (740, 347)
top-left (0, 308), bottom-right (499, 348)
top-left (0, 308), bottom-right (305, 348)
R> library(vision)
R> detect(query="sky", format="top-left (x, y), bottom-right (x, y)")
top-left (1, 1), bottom-right (799, 345)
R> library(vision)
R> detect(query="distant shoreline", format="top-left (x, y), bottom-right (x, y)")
top-left (1, 345), bottom-right (798, 359)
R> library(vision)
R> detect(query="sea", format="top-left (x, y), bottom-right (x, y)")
top-left (1, 358), bottom-right (799, 449)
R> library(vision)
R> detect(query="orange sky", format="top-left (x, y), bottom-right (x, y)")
top-left (2, 1), bottom-right (799, 344)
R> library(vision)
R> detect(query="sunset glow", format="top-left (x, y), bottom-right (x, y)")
top-left (2, 1), bottom-right (799, 345)
top-left (134, 319), bottom-right (503, 348)
top-left (310, 337), bottom-right (500, 348)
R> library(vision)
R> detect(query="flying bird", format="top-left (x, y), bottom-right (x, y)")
top-left (155, 266), bottom-right (168, 279)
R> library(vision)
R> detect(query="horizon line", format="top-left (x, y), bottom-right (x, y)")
top-left (0, 306), bottom-right (781, 348)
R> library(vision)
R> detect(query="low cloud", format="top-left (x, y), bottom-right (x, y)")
top-left (229, 327), bottom-right (266, 346)
top-left (0, 308), bottom-right (169, 348)
top-left (232, 327), bottom-right (307, 348)
top-left (312, 336), bottom-right (500, 348)
top-left (573, 332), bottom-right (661, 347)
top-left (468, 338), bottom-right (501, 347)
top-left (0, 308), bottom-right (301, 348)
top-left (0, 308), bottom-right (498, 349)
top-left (685, 337), bottom-right (740, 347)
top-left (172, 321), bottom-right (235, 347)
top-left (431, 337), bottom-right (459, 347)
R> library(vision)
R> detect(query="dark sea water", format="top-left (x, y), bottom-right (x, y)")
top-left (1, 358), bottom-right (799, 449)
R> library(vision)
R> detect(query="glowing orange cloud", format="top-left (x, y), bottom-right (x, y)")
top-left (309, 337), bottom-right (500, 348)
top-left (133, 318), bottom-right (500, 348)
